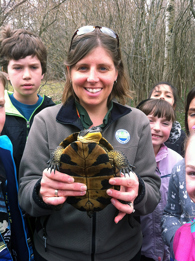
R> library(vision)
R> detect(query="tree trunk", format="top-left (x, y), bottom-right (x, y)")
top-left (163, 0), bottom-right (175, 80)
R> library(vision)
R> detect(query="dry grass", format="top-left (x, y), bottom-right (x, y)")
top-left (8, 80), bottom-right (65, 104)
top-left (38, 80), bottom-right (64, 104)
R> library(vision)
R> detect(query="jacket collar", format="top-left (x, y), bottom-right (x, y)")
top-left (56, 98), bottom-right (132, 130)
top-left (155, 144), bottom-right (168, 163)
top-left (4, 90), bottom-right (51, 118)
top-left (4, 90), bottom-right (22, 116)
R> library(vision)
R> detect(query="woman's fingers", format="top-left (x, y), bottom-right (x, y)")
top-left (106, 173), bottom-right (139, 223)
top-left (41, 188), bottom-right (87, 205)
top-left (40, 186), bottom-right (86, 197)
top-left (107, 188), bottom-right (135, 202)
top-left (110, 198), bottom-right (134, 213)
top-left (109, 174), bottom-right (139, 188)
top-left (40, 169), bottom-right (87, 205)
top-left (42, 194), bottom-right (67, 205)
top-left (113, 211), bottom-right (126, 224)
top-left (41, 168), bottom-right (87, 191)
top-left (110, 198), bottom-right (135, 224)
top-left (44, 168), bottom-right (75, 183)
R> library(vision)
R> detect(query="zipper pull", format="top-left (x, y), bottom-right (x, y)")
top-left (26, 121), bottom-right (30, 137)
top-left (43, 234), bottom-right (47, 252)
top-left (42, 216), bottom-right (49, 252)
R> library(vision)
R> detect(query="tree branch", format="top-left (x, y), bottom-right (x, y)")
top-left (190, 0), bottom-right (195, 19)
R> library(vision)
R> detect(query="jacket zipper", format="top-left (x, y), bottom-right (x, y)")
top-left (42, 216), bottom-right (50, 252)
top-left (28, 96), bottom-right (45, 122)
top-left (91, 213), bottom-right (96, 261)
top-left (26, 121), bottom-right (30, 136)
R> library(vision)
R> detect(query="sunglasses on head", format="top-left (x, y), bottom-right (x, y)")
top-left (70, 25), bottom-right (119, 48)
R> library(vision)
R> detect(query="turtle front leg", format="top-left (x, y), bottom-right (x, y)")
top-left (47, 146), bottom-right (64, 173)
top-left (108, 150), bottom-right (135, 177)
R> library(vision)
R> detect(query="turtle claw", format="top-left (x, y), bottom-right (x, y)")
top-left (121, 171), bottom-right (130, 177)
top-left (120, 164), bottom-right (135, 177)
top-left (47, 146), bottom-right (64, 173)
top-left (47, 160), bottom-right (60, 173)
top-left (124, 172), bottom-right (130, 178)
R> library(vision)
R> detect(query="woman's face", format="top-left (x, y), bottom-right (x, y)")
top-left (70, 46), bottom-right (118, 111)
top-left (186, 135), bottom-right (195, 203)
top-left (187, 97), bottom-right (195, 134)
top-left (150, 84), bottom-right (175, 108)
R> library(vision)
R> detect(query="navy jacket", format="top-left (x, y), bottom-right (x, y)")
top-left (2, 91), bottom-right (55, 175)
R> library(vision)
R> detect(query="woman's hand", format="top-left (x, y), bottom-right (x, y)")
top-left (40, 168), bottom-right (87, 205)
top-left (107, 172), bottom-right (139, 224)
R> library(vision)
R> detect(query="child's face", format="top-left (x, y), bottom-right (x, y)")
top-left (147, 114), bottom-right (172, 155)
top-left (186, 136), bottom-right (195, 203)
top-left (150, 84), bottom-right (175, 108)
top-left (187, 97), bottom-right (195, 134)
top-left (7, 55), bottom-right (44, 103)
top-left (0, 81), bottom-right (5, 134)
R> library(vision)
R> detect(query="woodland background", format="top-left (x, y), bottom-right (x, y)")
top-left (1, 0), bottom-right (195, 117)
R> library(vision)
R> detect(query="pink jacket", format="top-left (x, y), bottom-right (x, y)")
top-left (173, 218), bottom-right (195, 261)
top-left (141, 144), bottom-right (183, 261)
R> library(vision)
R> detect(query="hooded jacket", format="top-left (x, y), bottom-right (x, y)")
top-left (161, 159), bottom-right (195, 259)
top-left (141, 144), bottom-right (182, 261)
top-left (0, 135), bottom-right (34, 261)
top-left (173, 218), bottom-right (195, 261)
top-left (18, 99), bottom-right (161, 261)
top-left (1, 90), bottom-right (55, 175)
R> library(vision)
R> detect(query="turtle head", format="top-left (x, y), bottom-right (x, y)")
top-left (78, 127), bottom-right (102, 143)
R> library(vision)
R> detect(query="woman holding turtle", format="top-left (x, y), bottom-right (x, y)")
top-left (18, 25), bottom-right (161, 261)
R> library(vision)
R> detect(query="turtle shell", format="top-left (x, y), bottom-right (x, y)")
top-left (58, 133), bottom-right (120, 214)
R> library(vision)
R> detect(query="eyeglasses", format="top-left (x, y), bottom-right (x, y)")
top-left (70, 25), bottom-right (119, 48)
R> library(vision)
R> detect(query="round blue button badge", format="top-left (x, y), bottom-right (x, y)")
top-left (115, 129), bottom-right (130, 144)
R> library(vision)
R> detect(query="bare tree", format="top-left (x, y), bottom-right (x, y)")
top-left (163, 0), bottom-right (175, 79)
top-left (2, 0), bottom-right (195, 105)
top-left (0, 0), bottom-right (28, 26)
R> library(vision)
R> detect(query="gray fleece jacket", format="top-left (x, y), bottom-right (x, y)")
top-left (18, 99), bottom-right (161, 261)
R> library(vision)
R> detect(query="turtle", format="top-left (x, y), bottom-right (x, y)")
top-left (48, 126), bottom-right (134, 216)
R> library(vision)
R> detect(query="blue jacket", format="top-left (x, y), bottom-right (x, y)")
top-left (0, 135), bottom-right (34, 261)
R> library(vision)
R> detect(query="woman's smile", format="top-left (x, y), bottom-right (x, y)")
top-left (84, 87), bottom-right (102, 94)
top-left (70, 46), bottom-right (118, 111)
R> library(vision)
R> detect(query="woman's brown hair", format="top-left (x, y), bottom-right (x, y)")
top-left (62, 27), bottom-right (132, 105)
